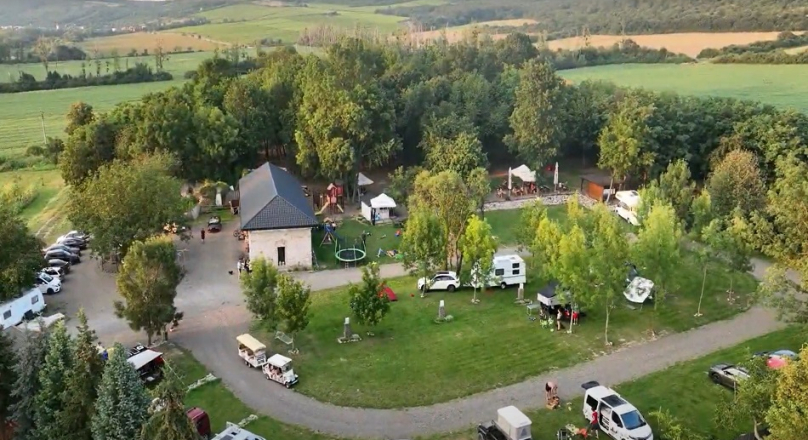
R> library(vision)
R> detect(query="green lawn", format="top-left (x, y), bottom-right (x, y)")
top-left (169, 3), bottom-right (407, 44)
top-left (312, 217), bottom-right (403, 270)
top-left (255, 250), bottom-right (757, 408)
top-left (426, 326), bottom-right (808, 440)
top-left (163, 345), bottom-right (337, 440)
top-left (0, 52), bottom-right (211, 159)
top-left (484, 205), bottom-right (567, 245)
top-left (559, 64), bottom-right (808, 114)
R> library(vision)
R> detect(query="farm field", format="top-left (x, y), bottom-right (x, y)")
top-left (559, 63), bottom-right (808, 113)
top-left (547, 31), bottom-right (805, 57)
top-left (428, 326), bottom-right (808, 440)
top-left (166, 3), bottom-right (408, 44)
top-left (256, 254), bottom-right (758, 408)
top-left (80, 32), bottom-right (223, 56)
top-left (0, 51), bottom-right (211, 83)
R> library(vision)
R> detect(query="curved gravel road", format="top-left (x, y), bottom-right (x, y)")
top-left (60, 218), bottom-right (791, 439)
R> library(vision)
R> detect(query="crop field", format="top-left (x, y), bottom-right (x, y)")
top-left (80, 32), bottom-right (224, 56)
top-left (0, 51), bottom-right (211, 83)
top-left (166, 3), bottom-right (408, 44)
top-left (547, 32), bottom-right (804, 57)
top-left (559, 63), bottom-right (808, 113)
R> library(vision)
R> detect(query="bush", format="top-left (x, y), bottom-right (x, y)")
top-left (0, 179), bottom-right (39, 215)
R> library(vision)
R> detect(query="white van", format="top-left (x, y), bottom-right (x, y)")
top-left (582, 381), bottom-right (653, 440)
top-left (1, 289), bottom-right (46, 330)
top-left (35, 272), bottom-right (62, 295)
top-left (614, 190), bottom-right (641, 226)
top-left (472, 255), bottom-right (527, 289)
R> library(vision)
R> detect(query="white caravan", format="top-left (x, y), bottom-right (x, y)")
top-left (1, 288), bottom-right (46, 330)
top-left (472, 255), bottom-right (527, 289)
top-left (614, 190), bottom-right (641, 226)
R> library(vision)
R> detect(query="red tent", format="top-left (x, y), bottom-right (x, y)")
top-left (379, 285), bottom-right (397, 301)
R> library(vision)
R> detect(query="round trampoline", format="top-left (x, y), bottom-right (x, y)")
top-left (334, 232), bottom-right (368, 266)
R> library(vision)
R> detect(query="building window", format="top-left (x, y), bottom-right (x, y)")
top-left (277, 246), bottom-right (286, 266)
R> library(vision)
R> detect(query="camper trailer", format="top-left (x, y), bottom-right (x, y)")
top-left (1, 289), bottom-right (46, 330)
top-left (472, 255), bottom-right (527, 289)
top-left (614, 191), bottom-right (641, 226)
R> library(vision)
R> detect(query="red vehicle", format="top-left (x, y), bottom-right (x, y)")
top-left (187, 407), bottom-right (212, 439)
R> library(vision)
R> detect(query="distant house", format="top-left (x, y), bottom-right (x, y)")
top-left (238, 163), bottom-right (318, 269)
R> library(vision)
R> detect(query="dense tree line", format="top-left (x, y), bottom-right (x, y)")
top-left (711, 50), bottom-right (808, 64)
top-left (1, 64), bottom-right (173, 93)
top-left (377, 0), bottom-right (808, 38)
top-left (697, 31), bottom-right (808, 58)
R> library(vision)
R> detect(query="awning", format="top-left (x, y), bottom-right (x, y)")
top-left (510, 164), bottom-right (536, 183)
top-left (370, 193), bottom-right (396, 209)
top-left (357, 172), bottom-right (374, 187)
top-left (268, 354), bottom-right (292, 367)
top-left (236, 334), bottom-right (266, 352)
top-left (127, 349), bottom-right (163, 370)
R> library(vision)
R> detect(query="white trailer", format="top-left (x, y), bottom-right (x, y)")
top-left (496, 406), bottom-right (532, 440)
top-left (211, 423), bottom-right (266, 440)
top-left (472, 254), bottom-right (527, 289)
top-left (1, 288), bottom-right (46, 330)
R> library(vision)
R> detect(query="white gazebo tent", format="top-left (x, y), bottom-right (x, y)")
top-left (509, 164), bottom-right (536, 185)
top-left (357, 172), bottom-right (374, 187)
top-left (361, 193), bottom-right (396, 224)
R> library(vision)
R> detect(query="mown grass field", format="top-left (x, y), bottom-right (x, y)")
top-left (254, 252), bottom-right (757, 408)
top-left (80, 32), bottom-right (223, 56)
top-left (559, 63), bottom-right (808, 113)
top-left (166, 3), bottom-right (408, 44)
top-left (428, 326), bottom-right (808, 440)
top-left (0, 52), bottom-right (211, 159)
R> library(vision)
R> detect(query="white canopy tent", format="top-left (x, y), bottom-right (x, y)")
top-left (510, 164), bottom-right (536, 183)
top-left (361, 193), bottom-right (396, 224)
top-left (357, 172), bottom-right (374, 187)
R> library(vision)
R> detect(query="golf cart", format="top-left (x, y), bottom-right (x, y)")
top-left (262, 354), bottom-right (299, 388)
top-left (237, 334), bottom-right (268, 368)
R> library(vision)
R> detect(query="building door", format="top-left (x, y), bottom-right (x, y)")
top-left (277, 246), bottom-right (286, 266)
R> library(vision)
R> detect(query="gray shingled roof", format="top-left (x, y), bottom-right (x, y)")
top-left (238, 163), bottom-right (318, 231)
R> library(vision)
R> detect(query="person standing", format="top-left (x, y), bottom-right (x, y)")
top-left (589, 409), bottom-right (600, 438)
top-left (556, 309), bottom-right (563, 331)
top-left (200, 228), bottom-right (206, 243)
top-left (237, 259), bottom-right (243, 278)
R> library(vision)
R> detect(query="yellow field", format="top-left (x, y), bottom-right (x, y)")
top-left (785, 45), bottom-right (808, 54)
top-left (547, 32), bottom-right (806, 57)
top-left (81, 32), bottom-right (225, 56)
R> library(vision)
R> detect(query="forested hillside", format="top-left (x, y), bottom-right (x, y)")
top-left (380, 0), bottom-right (808, 37)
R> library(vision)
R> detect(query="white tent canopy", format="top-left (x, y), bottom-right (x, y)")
top-left (357, 172), bottom-right (374, 187)
top-left (369, 193), bottom-right (396, 209)
top-left (510, 165), bottom-right (536, 183)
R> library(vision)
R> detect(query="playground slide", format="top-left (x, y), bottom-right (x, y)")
top-left (315, 201), bottom-right (345, 215)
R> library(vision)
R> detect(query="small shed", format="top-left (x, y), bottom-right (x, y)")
top-left (580, 173), bottom-right (616, 201)
top-left (361, 193), bottom-right (396, 224)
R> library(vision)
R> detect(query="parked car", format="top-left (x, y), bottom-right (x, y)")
top-left (582, 381), bottom-right (653, 440)
top-left (61, 230), bottom-right (90, 241)
top-left (44, 243), bottom-right (81, 255)
top-left (45, 259), bottom-right (71, 274)
top-left (34, 272), bottom-right (62, 295)
top-left (417, 271), bottom-right (461, 292)
top-left (753, 350), bottom-right (798, 369)
top-left (44, 249), bottom-right (80, 264)
top-left (57, 237), bottom-right (87, 250)
top-left (708, 364), bottom-right (749, 389)
top-left (41, 266), bottom-right (66, 279)
top-left (207, 216), bottom-right (222, 233)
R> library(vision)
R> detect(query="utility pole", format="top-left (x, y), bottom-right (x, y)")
top-left (40, 112), bottom-right (47, 145)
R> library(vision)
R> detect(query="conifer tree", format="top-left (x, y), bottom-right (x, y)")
top-left (140, 362), bottom-right (198, 440)
top-left (0, 330), bottom-right (18, 440)
top-left (61, 310), bottom-right (105, 440)
top-left (92, 343), bottom-right (150, 440)
top-left (10, 328), bottom-right (50, 440)
top-left (33, 321), bottom-right (73, 440)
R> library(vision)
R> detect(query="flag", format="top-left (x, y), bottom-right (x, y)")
top-left (553, 162), bottom-right (559, 186)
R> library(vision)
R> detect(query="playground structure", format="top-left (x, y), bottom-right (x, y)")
top-left (316, 182), bottom-right (345, 215)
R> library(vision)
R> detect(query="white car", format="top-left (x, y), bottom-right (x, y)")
top-left (35, 272), bottom-right (62, 295)
top-left (417, 271), bottom-right (461, 292)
